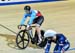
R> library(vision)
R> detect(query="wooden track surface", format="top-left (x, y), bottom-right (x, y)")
top-left (0, 0), bottom-right (75, 53)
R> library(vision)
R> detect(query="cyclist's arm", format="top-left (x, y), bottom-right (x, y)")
top-left (59, 34), bottom-right (65, 46)
top-left (56, 41), bottom-right (64, 53)
top-left (20, 14), bottom-right (28, 25)
top-left (44, 40), bottom-right (51, 53)
top-left (28, 13), bottom-right (36, 26)
top-left (57, 38), bottom-right (67, 53)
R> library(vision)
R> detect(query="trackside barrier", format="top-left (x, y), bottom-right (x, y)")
top-left (0, 0), bottom-right (63, 6)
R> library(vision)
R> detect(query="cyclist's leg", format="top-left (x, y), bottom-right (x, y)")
top-left (62, 43), bottom-right (70, 52)
top-left (54, 44), bottom-right (59, 53)
top-left (33, 16), bottom-right (44, 44)
top-left (53, 43), bottom-right (70, 53)
top-left (54, 44), bottom-right (63, 53)
top-left (36, 16), bottom-right (44, 44)
top-left (35, 25), bottom-right (42, 44)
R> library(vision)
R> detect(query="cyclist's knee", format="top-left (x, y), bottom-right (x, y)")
top-left (35, 24), bottom-right (40, 30)
top-left (62, 44), bottom-right (70, 51)
top-left (35, 24), bottom-right (40, 27)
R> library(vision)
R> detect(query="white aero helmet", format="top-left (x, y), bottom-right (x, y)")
top-left (44, 30), bottom-right (57, 38)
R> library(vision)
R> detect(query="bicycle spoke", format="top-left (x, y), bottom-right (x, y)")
top-left (24, 39), bottom-right (29, 41)
top-left (18, 34), bottom-right (22, 38)
top-left (23, 40), bottom-right (24, 48)
top-left (17, 40), bottom-right (22, 44)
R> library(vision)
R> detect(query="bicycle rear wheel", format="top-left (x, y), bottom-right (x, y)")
top-left (16, 30), bottom-right (30, 49)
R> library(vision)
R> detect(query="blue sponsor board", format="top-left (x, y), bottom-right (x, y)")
top-left (0, 0), bottom-right (62, 6)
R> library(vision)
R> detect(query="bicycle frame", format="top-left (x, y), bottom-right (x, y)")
top-left (16, 25), bottom-right (46, 49)
top-left (19, 25), bottom-right (36, 40)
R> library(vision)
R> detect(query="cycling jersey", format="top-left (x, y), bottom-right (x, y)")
top-left (45, 34), bottom-right (70, 53)
top-left (20, 10), bottom-right (42, 25)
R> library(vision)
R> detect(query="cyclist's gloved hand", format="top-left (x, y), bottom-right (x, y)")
top-left (18, 25), bottom-right (22, 29)
top-left (26, 25), bottom-right (30, 30)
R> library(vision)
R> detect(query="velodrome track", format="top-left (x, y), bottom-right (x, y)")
top-left (0, 0), bottom-right (75, 53)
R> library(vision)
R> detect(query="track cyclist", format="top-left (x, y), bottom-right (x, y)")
top-left (44, 30), bottom-right (70, 53)
top-left (18, 5), bottom-right (44, 45)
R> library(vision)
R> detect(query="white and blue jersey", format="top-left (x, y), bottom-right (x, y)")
top-left (45, 34), bottom-right (70, 53)
top-left (20, 10), bottom-right (42, 25)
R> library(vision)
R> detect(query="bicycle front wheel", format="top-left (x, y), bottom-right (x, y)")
top-left (16, 30), bottom-right (30, 49)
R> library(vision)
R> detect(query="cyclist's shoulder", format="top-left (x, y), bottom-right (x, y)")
top-left (56, 34), bottom-right (66, 41)
top-left (31, 9), bottom-right (38, 13)
top-left (56, 33), bottom-right (65, 37)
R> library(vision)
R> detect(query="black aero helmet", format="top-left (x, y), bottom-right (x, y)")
top-left (24, 5), bottom-right (31, 11)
